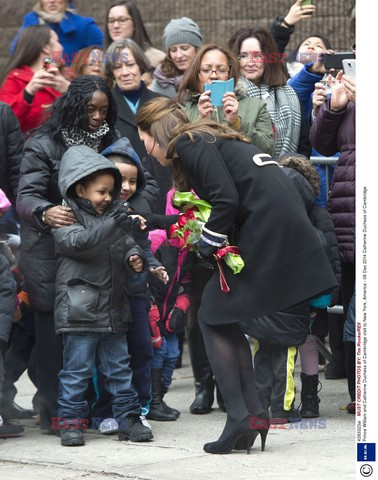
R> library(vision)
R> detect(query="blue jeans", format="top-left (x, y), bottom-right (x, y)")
top-left (151, 333), bottom-right (180, 390)
top-left (58, 332), bottom-right (140, 424)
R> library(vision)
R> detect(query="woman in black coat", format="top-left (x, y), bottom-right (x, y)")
top-left (16, 75), bottom-right (119, 432)
top-left (136, 97), bottom-right (337, 454)
top-left (105, 39), bottom-right (171, 214)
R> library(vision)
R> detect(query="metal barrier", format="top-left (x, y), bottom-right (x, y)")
top-left (309, 156), bottom-right (338, 201)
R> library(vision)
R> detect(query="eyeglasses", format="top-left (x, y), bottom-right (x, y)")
top-left (199, 66), bottom-right (230, 77)
top-left (238, 52), bottom-right (264, 64)
top-left (107, 17), bottom-right (132, 25)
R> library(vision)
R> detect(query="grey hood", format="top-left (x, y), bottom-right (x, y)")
top-left (59, 145), bottom-right (122, 208)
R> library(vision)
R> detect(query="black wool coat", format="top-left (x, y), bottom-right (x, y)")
top-left (175, 134), bottom-right (338, 326)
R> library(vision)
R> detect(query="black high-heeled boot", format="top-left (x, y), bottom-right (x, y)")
top-left (234, 411), bottom-right (270, 451)
top-left (203, 416), bottom-right (256, 454)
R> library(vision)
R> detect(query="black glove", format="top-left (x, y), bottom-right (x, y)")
top-left (115, 212), bottom-right (141, 232)
top-left (139, 213), bottom-right (179, 231)
top-left (165, 307), bottom-right (186, 334)
top-left (198, 242), bottom-right (217, 265)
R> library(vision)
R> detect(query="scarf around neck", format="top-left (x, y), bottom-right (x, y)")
top-left (242, 77), bottom-right (302, 157)
top-left (33, 2), bottom-right (74, 24)
top-left (153, 64), bottom-right (183, 89)
top-left (61, 122), bottom-right (110, 152)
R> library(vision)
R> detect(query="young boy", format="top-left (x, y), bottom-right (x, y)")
top-left (98, 138), bottom-right (168, 428)
top-left (52, 145), bottom-right (153, 446)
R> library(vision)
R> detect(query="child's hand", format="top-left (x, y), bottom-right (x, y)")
top-left (149, 266), bottom-right (169, 284)
top-left (129, 254), bottom-right (144, 272)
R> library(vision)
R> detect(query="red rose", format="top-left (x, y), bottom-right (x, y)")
top-left (185, 207), bottom-right (196, 219)
top-left (169, 224), bottom-right (179, 237)
top-left (178, 214), bottom-right (188, 227)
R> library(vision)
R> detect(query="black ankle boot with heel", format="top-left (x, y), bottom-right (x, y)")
top-left (203, 416), bottom-right (259, 455)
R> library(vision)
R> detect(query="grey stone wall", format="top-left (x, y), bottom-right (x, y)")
top-left (1, 0), bottom-right (355, 72)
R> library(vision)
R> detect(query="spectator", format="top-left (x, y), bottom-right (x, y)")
top-left (309, 71), bottom-right (356, 411)
top-left (105, 39), bottom-right (171, 214)
top-left (176, 43), bottom-right (276, 155)
top-left (0, 25), bottom-right (70, 133)
top-left (10, 0), bottom-right (104, 66)
top-left (151, 17), bottom-right (203, 99)
top-left (228, 26), bottom-right (311, 158)
top-left (0, 102), bottom-right (23, 205)
top-left (105, 1), bottom-right (165, 85)
top-left (16, 75), bottom-right (119, 433)
top-left (71, 46), bottom-right (105, 79)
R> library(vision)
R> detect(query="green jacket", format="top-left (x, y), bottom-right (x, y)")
top-left (180, 85), bottom-right (276, 157)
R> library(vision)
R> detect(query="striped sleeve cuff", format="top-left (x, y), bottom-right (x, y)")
top-left (200, 226), bottom-right (228, 247)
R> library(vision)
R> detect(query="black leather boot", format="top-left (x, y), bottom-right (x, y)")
top-left (146, 369), bottom-right (177, 421)
top-left (187, 326), bottom-right (215, 414)
top-left (300, 373), bottom-right (320, 418)
top-left (161, 384), bottom-right (180, 418)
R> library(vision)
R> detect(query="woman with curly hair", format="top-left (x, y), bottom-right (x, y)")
top-left (16, 75), bottom-right (118, 433)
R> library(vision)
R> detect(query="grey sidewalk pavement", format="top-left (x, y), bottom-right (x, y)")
top-left (0, 344), bottom-right (355, 480)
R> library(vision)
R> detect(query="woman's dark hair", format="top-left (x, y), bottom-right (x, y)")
top-left (105, 1), bottom-right (153, 50)
top-left (294, 32), bottom-right (333, 58)
top-left (136, 97), bottom-right (250, 191)
top-left (176, 44), bottom-right (240, 104)
top-left (0, 25), bottom-right (52, 86)
top-left (37, 75), bottom-right (118, 144)
top-left (228, 27), bottom-right (288, 87)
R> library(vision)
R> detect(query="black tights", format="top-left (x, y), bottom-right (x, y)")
top-left (199, 319), bottom-right (262, 440)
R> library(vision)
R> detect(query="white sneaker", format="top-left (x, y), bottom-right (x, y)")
top-left (98, 418), bottom-right (119, 435)
top-left (139, 415), bottom-right (152, 430)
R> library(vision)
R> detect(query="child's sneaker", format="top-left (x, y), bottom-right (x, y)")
top-left (140, 414), bottom-right (152, 429)
top-left (118, 415), bottom-right (153, 442)
top-left (98, 418), bottom-right (119, 435)
top-left (60, 426), bottom-right (85, 446)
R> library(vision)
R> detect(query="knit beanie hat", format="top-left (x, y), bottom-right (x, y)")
top-left (163, 17), bottom-right (203, 51)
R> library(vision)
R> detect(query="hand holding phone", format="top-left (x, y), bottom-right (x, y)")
top-left (300, 0), bottom-right (314, 15)
top-left (342, 59), bottom-right (356, 79)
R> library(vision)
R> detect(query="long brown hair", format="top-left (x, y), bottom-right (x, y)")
top-left (105, 1), bottom-right (153, 49)
top-left (176, 43), bottom-right (240, 104)
top-left (228, 27), bottom-right (288, 87)
top-left (0, 25), bottom-right (51, 86)
top-left (136, 97), bottom-right (250, 190)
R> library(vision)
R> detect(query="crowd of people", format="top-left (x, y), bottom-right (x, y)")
top-left (0, 0), bottom-right (355, 454)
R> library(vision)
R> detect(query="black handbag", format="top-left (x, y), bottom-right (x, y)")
top-left (239, 311), bottom-right (310, 347)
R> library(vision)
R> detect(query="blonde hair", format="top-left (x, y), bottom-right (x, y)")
top-left (136, 97), bottom-right (250, 190)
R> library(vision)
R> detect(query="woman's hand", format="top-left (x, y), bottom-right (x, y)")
top-left (310, 49), bottom-right (335, 75)
top-left (341, 74), bottom-right (356, 103)
top-left (48, 66), bottom-right (70, 93)
top-left (283, 0), bottom-right (317, 26)
top-left (129, 254), bottom-right (144, 273)
top-left (330, 70), bottom-right (350, 112)
top-left (222, 92), bottom-right (239, 124)
top-left (43, 205), bottom-right (76, 228)
top-left (198, 90), bottom-right (214, 118)
top-left (149, 266), bottom-right (169, 284)
top-left (129, 214), bottom-right (147, 230)
top-left (312, 81), bottom-right (328, 117)
top-left (25, 69), bottom-right (59, 96)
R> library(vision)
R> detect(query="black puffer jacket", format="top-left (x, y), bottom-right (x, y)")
top-left (0, 102), bottom-right (24, 204)
top-left (53, 145), bottom-right (147, 334)
top-left (16, 132), bottom-right (157, 313)
top-left (0, 243), bottom-right (17, 343)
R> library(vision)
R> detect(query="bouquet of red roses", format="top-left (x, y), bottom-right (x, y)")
top-left (169, 191), bottom-right (244, 292)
